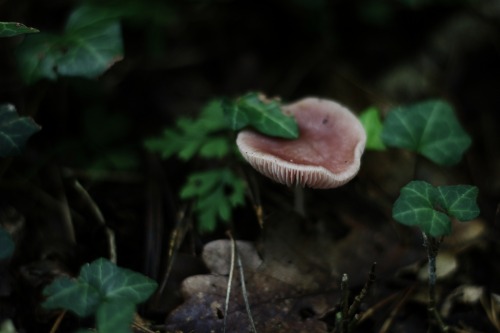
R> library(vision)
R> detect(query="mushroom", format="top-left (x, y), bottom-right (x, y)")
top-left (236, 97), bottom-right (366, 190)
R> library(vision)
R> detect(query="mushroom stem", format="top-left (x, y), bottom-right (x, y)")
top-left (294, 185), bottom-right (306, 217)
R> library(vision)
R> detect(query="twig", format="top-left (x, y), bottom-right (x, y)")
top-left (237, 249), bottom-right (257, 333)
top-left (71, 179), bottom-right (116, 263)
top-left (49, 310), bottom-right (66, 333)
top-left (50, 166), bottom-right (76, 244)
top-left (225, 232), bottom-right (257, 333)
top-left (378, 285), bottom-right (417, 333)
top-left (224, 231), bottom-right (237, 333)
top-left (157, 205), bottom-right (191, 296)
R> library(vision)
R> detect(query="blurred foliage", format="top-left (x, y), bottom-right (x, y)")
top-left (16, 4), bottom-right (124, 83)
top-left (180, 168), bottom-right (246, 232)
top-left (359, 107), bottom-right (385, 151)
top-left (0, 22), bottom-right (38, 37)
top-left (381, 100), bottom-right (471, 166)
top-left (0, 104), bottom-right (41, 157)
top-left (145, 100), bottom-right (230, 160)
top-left (0, 226), bottom-right (14, 260)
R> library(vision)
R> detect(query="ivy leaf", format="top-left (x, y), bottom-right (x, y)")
top-left (0, 104), bottom-right (41, 157)
top-left (381, 100), bottom-right (471, 166)
top-left (0, 22), bottom-right (39, 37)
top-left (393, 181), bottom-right (450, 237)
top-left (359, 107), bottom-right (386, 150)
top-left (144, 100), bottom-right (230, 161)
top-left (43, 258), bottom-right (157, 317)
top-left (79, 258), bottom-right (157, 303)
top-left (16, 5), bottom-right (123, 84)
top-left (223, 92), bottom-right (299, 139)
top-left (0, 226), bottom-right (15, 260)
top-left (43, 276), bottom-right (101, 317)
top-left (393, 180), bottom-right (480, 237)
top-left (180, 169), bottom-right (246, 233)
top-left (96, 299), bottom-right (135, 333)
top-left (436, 185), bottom-right (479, 221)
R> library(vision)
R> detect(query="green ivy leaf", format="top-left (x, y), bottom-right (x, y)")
top-left (359, 107), bottom-right (386, 150)
top-left (96, 299), bottom-right (135, 333)
top-left (180, 169), bottom-right (246, 232)
top-left (381, 100), bottom-right (471, 166)
top-left (393, 180), bottom-right (480, 237)
top-left (43, 276), bottom-right (101, 317)
top-left (0, 104), bottom-right (41, 157)
top-left (43, 258), bottom-right (157, 317)
top-left (0, 22), bottom-right (39, 37)
top-left (223, 92), bottom-right (299, 139)
top-left (144, 100), bottom-right (230, 161)
top-left (16, 5), bottom-right (123, 84)
top-left (393, 181), bottom-right (450, 237)
top-left (0, 227), bottom-right (15, 260)
top-left (436, 185), bottom-right (479, 221)
top-left (79, 258), bottom-right (157, 303)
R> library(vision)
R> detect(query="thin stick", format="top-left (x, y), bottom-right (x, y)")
top-left (224, 231), bottom-right (237, 333)
top-left (72, 180), bottom-right (117, 263)
top-left (237, 250), bottom-right (257, 333)
top-left (51, 167), bottom-right (76, 244)
top-left (157, 205), bottom-right (190, 296)
top-left (49, 310), bottom-right (66, 333)
top-left (378, 285), bottom-right (417, 333)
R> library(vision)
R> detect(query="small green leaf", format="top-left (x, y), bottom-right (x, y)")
top-left (437, 185), bottom-right (479, 221)
top-left (0, 22), bottom-right (39, 37)
top-left (0, 227), bottom-right (14, 260)
top-left (16, 5), bottom-right (123, 83)
top-left (42, 258), bottom-right (157, 317)
top-left (144, 99), bottom-right (230, 161)
top-left (393, 181), bottom-right (451, 237)
top-left (43, 276), bottom-right (101, 317)
top-left (381, 100), bottom-right (471, 166)
top-left (199, 137), bottom-right (230, 158)
top-left (223, 98), bottom-right (250, 130)
top-left (359, 107), bottom-right (386, 150)
top-left (0, 104), bottom-right (41, 157)
top-left (79, 258), bottom-right (157, 303)
top-left (224, 93), bottom-right (299, 139)
top-left (96, 299), bottom-right (135, 333)
top-left (393, 180), bottom-right (480, 237)
top-left (180, 169), bottom-right (246, 233)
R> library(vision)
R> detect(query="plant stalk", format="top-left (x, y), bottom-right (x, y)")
top-left (422, 232), bottom-right (448, 333)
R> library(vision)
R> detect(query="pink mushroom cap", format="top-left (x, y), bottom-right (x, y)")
top-left (236, 97), bottom-right (366, 189)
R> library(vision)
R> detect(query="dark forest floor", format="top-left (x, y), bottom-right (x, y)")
top-left (0, 1), bottom-right (499, 332)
